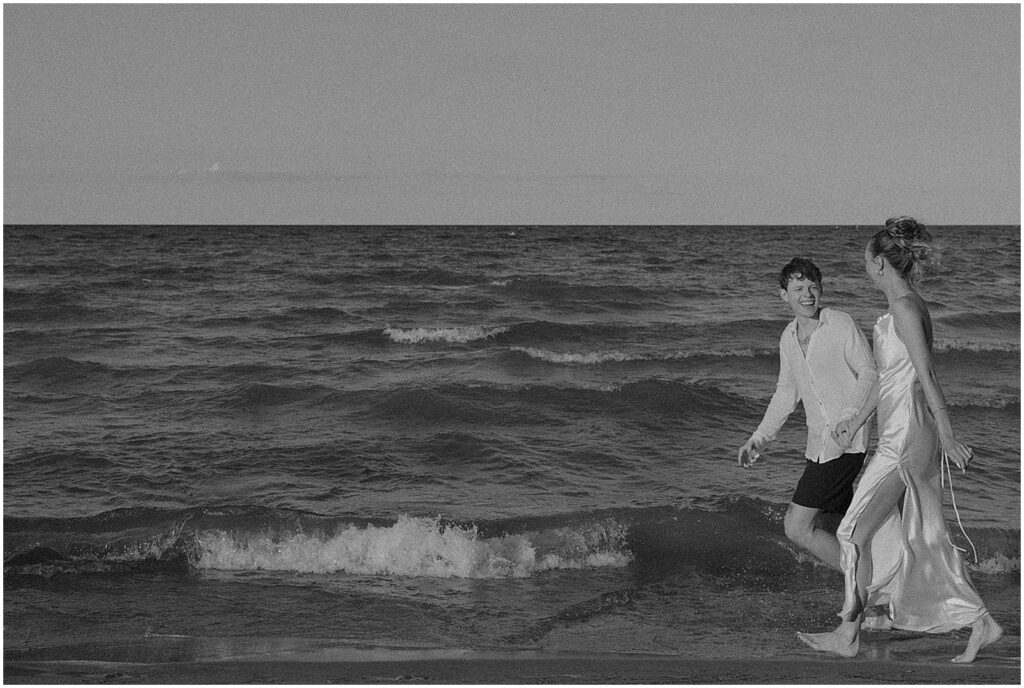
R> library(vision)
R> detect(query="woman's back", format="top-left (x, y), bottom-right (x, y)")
top-left (873, 312), bottom-right (938, 471)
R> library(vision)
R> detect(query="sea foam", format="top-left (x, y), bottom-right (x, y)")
top-left (384, 325), bottom-right (510, 344)
top-left (511, 346), bottom-right (760, 364)
top-left (195, 515), bottom-right (631, 579)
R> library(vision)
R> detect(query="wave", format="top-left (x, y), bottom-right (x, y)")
top-left (278, 306), bottom-right (354, 322)
top-left (6, 501), bottom-right (1016, 582)
top-left (3, 509), bottom-right (632, 581)
top-left (379, 318), bottom-right (794, 351)
top-left (309, 267), bottom-right (486, 288)
top-left (930, 311), bottom-right (1019, 353)
top-left (948, 396), bottom-right (1020, 411)
top-left (495, 320), bottom-right (634, 345)
top-left (196, 515), bottom-right (630, 578)
top-left (936, 311), bottom-right (1020, 330)
top-left (509, 346), bottom-right (766, 365)
top-left (384, 325), bottom-right (510, 344)
top-left (4, 286), bottom-right (85, 308)
top-left (3, 289), bottom-right (101, 324)
top-left (359, 386), bottom-right (514, 424)
top-left (310, 318), bottom-right (791, 352)
top-left (341, 379), bottom-right (754, 426)
top-left (192, 315), bottom-right (252, 328)
top-left (5, 357), bottom-right (120, 385)
top-left (511, 347), bottom-right (637, 365)
top-left (378, 320), bottom-right (734, 348)
top-left (499, 277), bottom-right (650, 300)
top-left (493, 277), bottom-right (701, 306)
top-left (118, 264), bottom-right (217, 283)
top-left (214, 382), bottom-right (335, 408)
top-left (933, 339), bottom-right (1020, 353)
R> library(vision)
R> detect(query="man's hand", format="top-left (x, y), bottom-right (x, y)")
top-left (737, 437), bottom-right (764, 468)
top-left (831, 419), bottom-right (854, 450)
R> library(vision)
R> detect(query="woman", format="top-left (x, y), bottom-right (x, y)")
top-left (796, 217), bottom-right (1002, 664)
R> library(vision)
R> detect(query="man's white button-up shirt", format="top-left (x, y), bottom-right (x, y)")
top-left (752, 308), bottom-right (877, 462)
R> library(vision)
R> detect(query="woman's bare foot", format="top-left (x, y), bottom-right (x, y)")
top-left (952, 614), bottom-right (1003, 664)
top-left (796, 626), bottom-right (860, 658)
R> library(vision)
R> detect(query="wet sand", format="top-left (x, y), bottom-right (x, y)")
top-left (5, 641), bottom-right (1020, 685)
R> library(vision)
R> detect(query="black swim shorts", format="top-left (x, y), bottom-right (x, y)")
top-left (791, 452), bottom-right (866, 514)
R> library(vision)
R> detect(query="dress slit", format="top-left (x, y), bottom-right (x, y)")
top-left (834, 313), bottom-right (985, 633)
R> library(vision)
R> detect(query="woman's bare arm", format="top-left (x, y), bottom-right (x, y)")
top-left (891, 295), bottom-right (973, 469)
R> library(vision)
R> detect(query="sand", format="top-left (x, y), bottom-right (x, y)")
top-left (5, 643), bottom-right (1020, 685)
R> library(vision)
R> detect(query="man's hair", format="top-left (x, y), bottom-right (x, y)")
top-left (778, 257), bottom-right (823, 290)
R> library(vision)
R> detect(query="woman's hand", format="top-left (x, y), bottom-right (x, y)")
top-left (941, 435), bottom-right (974, 473)
top-left (831, 419), bottom-right (854, 450)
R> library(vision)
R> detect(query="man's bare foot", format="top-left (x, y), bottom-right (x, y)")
top-left (952, 614), bottom-right (1003, 664)
top-left (796, 629), bottom-right (859, 658)
top-left (861, 612), bottom-right (893, 631)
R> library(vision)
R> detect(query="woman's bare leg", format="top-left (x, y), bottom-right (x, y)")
top-left (798, 470), bottom-right (907, 657)
top-left (952, 613), bottom-right (1004, 664)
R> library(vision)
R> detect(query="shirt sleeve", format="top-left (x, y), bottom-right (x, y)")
top-left (752, 338), bottom-right (799, 443)
top-left (839, 315), bottom-right (878, 421)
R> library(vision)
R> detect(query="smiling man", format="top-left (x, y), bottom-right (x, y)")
top-left (737, 258), bottom-right (878, 571)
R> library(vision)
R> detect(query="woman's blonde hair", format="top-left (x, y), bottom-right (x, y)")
top-left (869, 216), bottom-right (934, 284)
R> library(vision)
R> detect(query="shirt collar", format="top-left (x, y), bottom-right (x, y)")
top-left (787, 307), bottom-right (830, 335)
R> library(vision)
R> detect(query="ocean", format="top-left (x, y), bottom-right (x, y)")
top-left (4, 225), bottom-right (1019, 671)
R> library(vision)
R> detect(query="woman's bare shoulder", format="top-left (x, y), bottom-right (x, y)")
top-left (891, 292), bottom-right (927, 318)
top-left (890, 292), bottom-right (932, 342)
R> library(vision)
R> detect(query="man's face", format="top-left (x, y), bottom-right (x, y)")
top-left (779, 276), bottom-right (821, 319)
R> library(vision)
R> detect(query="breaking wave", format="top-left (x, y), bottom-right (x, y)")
top-left (196, 515), bottom-right (631, 579)
top-left (384, 325), bottom-right (510, 344)
top-left (6, 502), bottom-right (1016, 582)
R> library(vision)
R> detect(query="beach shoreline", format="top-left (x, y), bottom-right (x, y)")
top-left (6, 655), bottom-right (1020, 685)
top-left (5, 644), bottom-right (1020, 684)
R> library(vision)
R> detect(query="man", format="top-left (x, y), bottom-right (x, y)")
top-left (738, 257), bottom-right (877, 571)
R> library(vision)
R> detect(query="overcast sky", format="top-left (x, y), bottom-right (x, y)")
top-left (4, 3), bottom-right (1020, 225)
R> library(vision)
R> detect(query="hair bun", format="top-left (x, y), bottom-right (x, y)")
top-left (884, 216), bottom-right (926, 251)
top-left (871, 216), bottom-right (936, 284)
top-left (879, 216), bottom-right (934, 281)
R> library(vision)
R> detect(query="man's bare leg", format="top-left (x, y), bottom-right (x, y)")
top-left (797, 471), bottom-right (908, 658)
top-left (861, 607), bottom-right (893, 631)
top-left (784, 503), bottom-right (841, 571)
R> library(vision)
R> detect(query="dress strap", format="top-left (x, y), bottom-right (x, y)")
top-left (941, 451), bottom-right (979, 564)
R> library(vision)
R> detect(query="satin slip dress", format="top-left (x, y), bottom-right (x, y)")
top-left (835, 312), bottom-right (986, 632)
